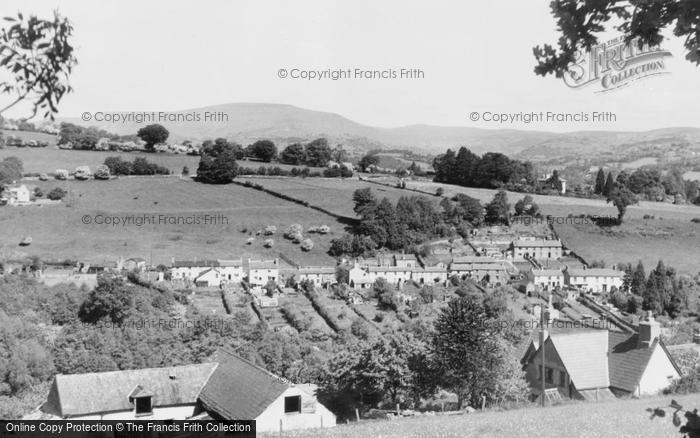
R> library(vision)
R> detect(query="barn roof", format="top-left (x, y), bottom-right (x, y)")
top-left (198, 349), bottom-right (290, 420)
top-left (43, 363), bottom-right (217, 417)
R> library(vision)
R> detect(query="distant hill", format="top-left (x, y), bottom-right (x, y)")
top-left (60, 103), bottom-right (700, 159)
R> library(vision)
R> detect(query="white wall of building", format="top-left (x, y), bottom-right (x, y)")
top-left (637, 345), bottom-right (680, 396)
top-left (254, 387), bottom-right (336, 433)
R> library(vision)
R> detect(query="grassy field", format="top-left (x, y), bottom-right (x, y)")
top-left (0, 146), bottom-right (198, 174)
top-left (240, 176), bottom-right (420, 218)
top-left (1, 129), bottom-right (57, 146)
top-left (0, 142), bottom-right (327, 175)
top-left (0, 178), bottom-right (341, 266)
top-left (262, 393), bottom-right (700, 438)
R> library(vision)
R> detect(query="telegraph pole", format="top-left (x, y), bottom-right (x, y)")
top-left (540, 300), bottom-right (546, 407)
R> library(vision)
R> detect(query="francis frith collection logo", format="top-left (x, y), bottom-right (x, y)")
top-left (563, 35), bottom-right (672, 92)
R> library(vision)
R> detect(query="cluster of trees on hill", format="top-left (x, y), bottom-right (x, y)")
top-left (329, 188), bottom-right (519, 256)
top-left (432, 147), bottom-right (535, 191)
top-left (596, 167), bottom-right (700, 205)
top-left (57, 123), bottom-right (140, 150)
top-left (611, 260), bottom-right (700, 318)
top-left (280, 138), bottom-right (341, 167)
top-left (103, 156), bottom-right (170, 176)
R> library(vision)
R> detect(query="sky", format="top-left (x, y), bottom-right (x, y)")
top-left (2, 0), bottom-right (698, 132)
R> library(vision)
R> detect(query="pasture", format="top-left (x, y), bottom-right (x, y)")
top-left (260, 392), bottom-right (700, 437)
top-left (0, 178), bottom-right (341, 266)
top-left (0, 146), bottom-right (198, 175)
top-left (241, 176), bottom-right (417, 218)
top-left (0, 142), bottom-right (327, 175)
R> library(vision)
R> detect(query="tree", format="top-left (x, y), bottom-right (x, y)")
top-left (304, 138), bottom-right (332, 167)
top-left (78, 276), bottom-right (136, 324)
top-left (279, 143), bottom-right (306, 165)
top-left (603, 172), bottom-right (615, 197)
top-left (630, 261), bottom-right (647, 297)
top-left (451, 194), bottom-right (485, 226)
top-left (196, 149), bottom-right (238, 184)
top-left (485, 190), bottom-right (510, 225)
top-left (534, 1), bottom-right (700, 78)
top-left (607, 186), bottom-right (638, 223)
top-left (514, 195), bottom-right (539, 217)
top-left (432, 294), bottom-right (527, 408)
top-left (248, 140), bottom-right (277, 162)
top-left (352, 188), bottom-right (377, 217)
top-left (374, 278), bottom-right (400, 311)
top-left (46, 187), bottom-right (67, 200)
top-left (358, 154), bottom-right (380, 172)
top-left (0, 11), bottom-right (77, 119)
top-left (594, 168), bottom-right (606, 194)
top-left (103, 156), bottom-right (132, 175)
top-left (94, 165), bottom-right (110, 180)
top-left (137, 124), bottom-right (169, 151)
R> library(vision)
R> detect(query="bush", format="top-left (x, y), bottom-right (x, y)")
top-left (300, 238), bottom-right (314, 251)
top-left (94, 165), bottom-right (111, 180)
top-left (47, 187), bottom-right (67, 200)
top-left (263, 225), bottom-right (277, 236)
top-left (264, 239), bottom-right (274, 248)
top-left (284, 224), bottom-right (303, 239)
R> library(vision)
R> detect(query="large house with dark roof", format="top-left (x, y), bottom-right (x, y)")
top-left (521, 312), bottom-right (681, 403)
top-left (29, 349), bottom-right (336, 433)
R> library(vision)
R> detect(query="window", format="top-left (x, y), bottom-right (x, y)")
top-left (559, 371), bottom-right (566, 387)
top-left (284, 395), bottom-right (301, 414)
top-left (134, 396), bottom-right (153, 416)
top-left (545, 367), bottom-right (554, 384)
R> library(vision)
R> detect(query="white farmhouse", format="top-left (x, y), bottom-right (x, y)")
top-left (171, 259), bottom-right (243, 286)
top-left (513, 239), bottom-right (563, 261)
top-left (248, 259), bottom-right (280, 286)
top-left (565, 267), bottom-right (624, 293)
top-left (297, 266), bottom-right (336, 287)
top-left (348, 263), bottom-right (374, 289)
top-left (532, 268), bottom-right (565, 290)
top-left (5, 184), bottom-right (31, 206)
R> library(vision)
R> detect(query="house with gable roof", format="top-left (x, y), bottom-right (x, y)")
top-left (522, 312), bottom-right (681, 403)
top-left (28, 349), bottom-right (336, 432)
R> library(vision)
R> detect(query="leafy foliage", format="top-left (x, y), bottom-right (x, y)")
top-left (137, 124), bottom-right (169, 151)
top-left (0, 11), bottom-right (77, 118)
top-left (534, 1), bottom-right (700, 77)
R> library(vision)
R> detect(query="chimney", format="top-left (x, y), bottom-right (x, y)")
top-left (637, 311), bottom-right (660, 348)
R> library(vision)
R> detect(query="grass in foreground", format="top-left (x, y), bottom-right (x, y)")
top-left (261, 393), bottom-right (700, 438)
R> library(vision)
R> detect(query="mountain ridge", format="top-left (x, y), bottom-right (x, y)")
top-left (60, 103), bottom-right (700, 158)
